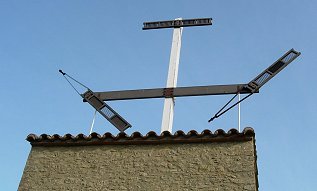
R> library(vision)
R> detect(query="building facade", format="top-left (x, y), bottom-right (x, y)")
top-left (19, 128), bottom-right (258, 190)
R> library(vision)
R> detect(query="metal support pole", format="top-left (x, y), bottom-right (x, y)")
top-left (161, 19), bottom-right (183, 133)
top-left (89, 110), bottom-right (97, 134)
top-left (238, 93), bottom-right (241, 132)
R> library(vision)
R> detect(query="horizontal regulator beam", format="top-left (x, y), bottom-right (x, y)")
top-left (85, 84), bottom-right (257, 102)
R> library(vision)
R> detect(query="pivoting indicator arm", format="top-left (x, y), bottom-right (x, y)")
top-left (245, 49), bottom-right (301, 93)
top-left (82, 90), bottom-right (131, 132)
top-left (59, 70), bottom-right (131, 132)
top-left (208, 49), bottom-right (301, 122)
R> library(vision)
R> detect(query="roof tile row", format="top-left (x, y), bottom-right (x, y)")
top-left (27, 127), bottom-right (254, 146)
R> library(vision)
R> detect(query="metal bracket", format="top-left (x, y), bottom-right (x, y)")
top-left (163, 88), bottom-right (174, 98)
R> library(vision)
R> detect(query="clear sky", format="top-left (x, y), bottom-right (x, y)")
top-left (1, 1), bottom-right (316, 190)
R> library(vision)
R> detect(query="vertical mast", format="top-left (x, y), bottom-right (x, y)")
top-left (142, 17), bottom-right (212, 132)
top-left (161, 19), bottom-right (183, 133)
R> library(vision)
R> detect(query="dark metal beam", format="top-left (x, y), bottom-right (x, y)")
top-left (143, 18), bottom-right (212, 30)
top-left (89, 84), bottom-right (256, 102)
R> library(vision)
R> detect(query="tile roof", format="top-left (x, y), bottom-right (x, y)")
top-left (26, 127), bottom-right (255, 146)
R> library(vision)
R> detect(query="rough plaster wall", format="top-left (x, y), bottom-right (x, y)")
top-left (19, 141), bottom-right (257, 191)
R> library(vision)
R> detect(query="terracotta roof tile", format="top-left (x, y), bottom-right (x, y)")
top-left (26, 127), bottom-right (255, 146)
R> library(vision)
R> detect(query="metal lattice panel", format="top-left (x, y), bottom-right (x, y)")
top-left (254, 72), bottom-right (271, 86)
top-left (100, 106), bottom-right (115, 119)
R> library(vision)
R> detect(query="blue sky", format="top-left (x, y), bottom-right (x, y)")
top-left (1, 1), bottom-right (316, 190)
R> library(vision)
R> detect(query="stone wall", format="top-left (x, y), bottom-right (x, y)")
top-left (19, 135), bottom-right (258, 191)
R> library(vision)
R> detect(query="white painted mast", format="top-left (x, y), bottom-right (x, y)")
top-left (161, 18), bottom-right (183, 133)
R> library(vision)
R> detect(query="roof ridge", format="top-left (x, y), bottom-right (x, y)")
top-left (26, 128), bottom-right (254, 146)
top-left (26, 128), bottom-right (254, 141)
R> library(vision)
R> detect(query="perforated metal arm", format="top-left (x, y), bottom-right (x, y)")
top-left (82, 90), bottom-right (131, 132)
top-left (245, 49), bottom-right (301, 93)
top-left (208, 48), bottom-right (301, 122)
